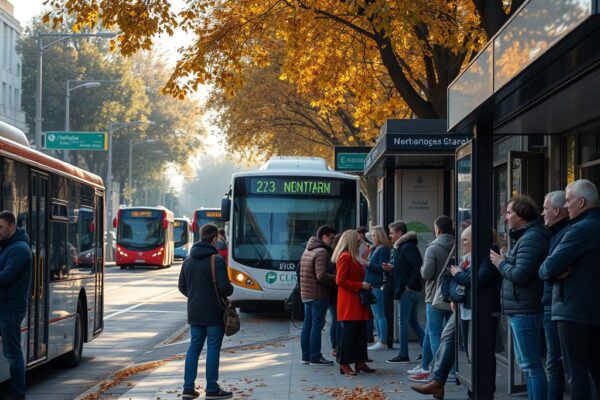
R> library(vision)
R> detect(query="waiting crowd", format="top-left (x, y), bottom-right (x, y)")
top-left (298, 178), bottom-right (600, 400)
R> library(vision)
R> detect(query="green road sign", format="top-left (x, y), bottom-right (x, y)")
top-left (336, 152), bottom-right (367, 171)
top-left (44, 131), bottom-right (107, 150)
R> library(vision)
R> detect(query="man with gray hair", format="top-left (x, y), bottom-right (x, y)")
top-left (540, 190), bottom-right (569, 399)
top-left (540, 179), bottom-right (600, 399)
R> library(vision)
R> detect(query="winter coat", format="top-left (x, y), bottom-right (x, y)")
top-left (0, 228), bottom-right (33, 313)
top-left (336, 251), bottom-right (372, 321)
top-left (178, 241), bottom-right (234, 326)
top-left (539, 207), bottom-right (600, 326)
top-left (299, 237), bottom-right (335, 301)
top-left (541, 218), bottom-right (569, 308)
top-left (420, 233), bottom-right (454, 303)
top-left (454, 251), bottom-right (502, 312)
top-left (499, 220), bottom-right (550, 315)
top-left (365, 245), bottom-right (390, 288)
top-left (391, 232), bottom-right (423, 299)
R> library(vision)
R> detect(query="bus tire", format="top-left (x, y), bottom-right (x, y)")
top-left (58, 301), bottom-right (84, 368)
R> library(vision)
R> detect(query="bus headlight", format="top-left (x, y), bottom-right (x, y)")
top-left (228, 267), bottom-right (262, 291)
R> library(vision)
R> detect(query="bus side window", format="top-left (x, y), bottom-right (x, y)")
top-left (2, 158), bottom-right (28, 230)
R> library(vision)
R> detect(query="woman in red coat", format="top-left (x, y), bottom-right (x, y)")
top-left (333, 229), bottom-right (376, 376)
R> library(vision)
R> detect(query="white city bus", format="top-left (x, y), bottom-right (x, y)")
top-left (0, 122), bottom-right (105, 382)
top-left (221, 157), bottom-right (360, 310)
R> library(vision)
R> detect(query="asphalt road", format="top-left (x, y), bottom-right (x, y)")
top-left (4, 261), bottom-right (189, 400)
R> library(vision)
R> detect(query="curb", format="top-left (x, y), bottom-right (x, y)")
top-left (73, 335), bottom-right (295, 400)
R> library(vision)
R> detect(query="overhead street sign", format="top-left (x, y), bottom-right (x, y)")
top-left (334, 146), bottom-right (372, 173)
top-left (44, 131), bottom-right (107, 150)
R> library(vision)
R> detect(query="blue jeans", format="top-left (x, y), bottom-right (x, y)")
top-left (183, 324), bottom-right (225, 392)
top-left (370, 287), bottom-right (387, 343)
top-left (511, 313), bottom-right (547, 400)
top-left (0, 309), bottom-right (26, 398)
top-left (543, 309), bottom-right (564, 400)
top-left (397, 289), bottom-right (425, 358)
top-left (301, 299), bottom-right (328, 361)
top-left (431, 313), bottom-right (456, 383)
top-left (422, 303), bottom-right (452, 370)
top-left (327, 304), bottom-right (340, 349)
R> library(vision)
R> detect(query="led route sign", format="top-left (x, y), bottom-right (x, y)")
top-left (249, 178), bottom-right (341, 196)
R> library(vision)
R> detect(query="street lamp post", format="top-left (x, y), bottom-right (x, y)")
top-left (128, 138), bottom-right (158, 205)
top-left (106, 120), bottom-right (154, 223)
top-left (35, 31), bottom-right (116, 149)
top-left (64, 79), bottom-right (121, 162)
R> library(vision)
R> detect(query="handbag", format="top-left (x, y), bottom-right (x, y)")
top-left (431, 244), bottom-right (456, 311)
top-left (210, 255), bottom-right (241, 336)
top-left (284, 282), bottom-right (304, 320)
top-left (359, 288), bottom-right (377, 306)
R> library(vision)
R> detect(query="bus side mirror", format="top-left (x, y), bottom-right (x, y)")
top-left (221, 198), bottom-right (231, 222)
top-left (112, 217), bottom-right (117, 229)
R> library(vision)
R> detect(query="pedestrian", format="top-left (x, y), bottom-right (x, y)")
top-left (539, 179), bottom-right (600, 400)
top-left (365, 226), bottom-right (391, 351)
top-left (0, 211), bottom-right (32, 400)
top-left (333, 229), bottom-right (375, 376)
top-left (412, 216), bottom-right (455, 377)
top-left (540, 190), bottom-right (569, 400)
top-left (411, 225), bottom-right (502, 400)
top-left (490, 196), bottom-right (549, 400)
top-left (178, 224), bottom-right (234, 400)
top-left (299, 225), bottom-right (337, 366)
top-left (384, 221), bottom-right (425, 364)
top-left (216, 228), bottom-right (228, 261)
top-left (327, 233), bottom-right (343, 358)
top-left (356, 226), bottom-right (371, 261)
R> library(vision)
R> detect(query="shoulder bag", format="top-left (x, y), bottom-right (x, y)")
top-left (431, 244), bottom-right (456, 311)
top-left (210, 255), bottom-right (241, 336)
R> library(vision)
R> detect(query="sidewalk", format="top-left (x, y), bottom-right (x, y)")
top-left (98, 327), bottom-right (478, 400)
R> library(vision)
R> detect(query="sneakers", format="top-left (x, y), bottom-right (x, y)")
top-left (301, 358), bottom-right (309, 364)
top-left (409, 371), bottom-right (430, 383)
top-left (407, 366), bottom-right (427, 375)
top-left (446, 373), bottom-right (457, 384)
top-left (368, 341), bottom-right (386, 351)
top-left (182, 388), bottom-right (200, 399)
top-left (309, 357), bottom-right (334, 366)
top-left (205, 387), bottom-right (233, 399)
top-left (386, 355), bottom-right (410, 363)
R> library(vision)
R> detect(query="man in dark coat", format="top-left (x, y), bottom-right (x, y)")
top-left (540, 190), bottom-right (569, 400)
top-left (384, 220), bottom-right (424, 364)
top-left (539, 179), bottom-right (600, 399)
top-left (0, 211), bottom-right (32, 400)
top-left (179, 224), bottom-right (234, 400)
top-left (490, 196), bottom-right (550, 399)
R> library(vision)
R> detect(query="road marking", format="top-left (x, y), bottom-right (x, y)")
top-left (104, 289), bottom-right (181, 320)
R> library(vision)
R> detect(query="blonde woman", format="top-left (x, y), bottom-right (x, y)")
top-left (366, 226), bottom-right (391, 351)
top-left (333, 229), bottom-right (375, 376)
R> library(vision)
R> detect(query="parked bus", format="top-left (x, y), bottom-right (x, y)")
top-left (114, 206), bottom-right (175, 269)
top-left (174, 217), bottom-right (193, 259)
top-left (221, 157), bottom-right (360, 310)
top-left (0, 121), bottom-right (105, 382)
top-left (191, 208), bottom-right (225, 243)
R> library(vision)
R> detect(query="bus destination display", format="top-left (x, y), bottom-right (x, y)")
top-left (197, 210), bottom-right (222, 218)
top-left (130, 210), bottom-right (154, 218)
top-left (249, 177), bottom-right (341, 196)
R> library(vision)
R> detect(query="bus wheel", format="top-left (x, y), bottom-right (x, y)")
top-left (58, 301), bottom-right (84, 367)
top-left (119, 265), bottom-right (126, 269)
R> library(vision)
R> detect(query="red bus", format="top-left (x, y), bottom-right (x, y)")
top-left (114, 206), bottom-right (175, 269)
top-left (191, 208), bottom-right (225, 243)
top-left (0, 122), bottom-right (104, 381)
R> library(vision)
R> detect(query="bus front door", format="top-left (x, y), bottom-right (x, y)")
top-left (27, 172), bottom-right (49, 365)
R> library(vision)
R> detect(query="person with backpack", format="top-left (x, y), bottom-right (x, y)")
top-left (178, 224), bottom-right (234, 399)
top-left (299, 225), bottom-right (337, 366)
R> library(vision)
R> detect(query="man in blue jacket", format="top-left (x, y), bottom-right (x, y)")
top-left (179, 224), bottom-right (234, 400)
top-left (0, 211), bottom-right (32, 400)
top-left (540, 190), bottom-right (569, 400)
top-left (490, 196), bottom-right (550, 400)
top-left (539, 179), bottom-right (600, 400)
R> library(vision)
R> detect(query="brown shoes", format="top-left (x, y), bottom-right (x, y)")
top-left (339, 364), bottom-right (357, 376)
top-left (354, 362), bottom-right (376, 373)
top-left (410, 379), bottom-right (445, 400)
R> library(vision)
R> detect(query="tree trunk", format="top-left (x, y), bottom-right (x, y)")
top-left (360, 175), bottom-right (379, 228)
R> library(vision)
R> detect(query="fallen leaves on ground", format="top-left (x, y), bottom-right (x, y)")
top-left (306, 385), bottom-right (389, 400)
top-left (80, 354), bottom-right (185, 400)
top-left (224, 341), bottom-right (284, 354)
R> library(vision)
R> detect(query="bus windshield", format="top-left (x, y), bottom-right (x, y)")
top-left (117, 210), bottom-right (165, 250)
top-left (232, 179), bottom-right (356, 268)
top-left (173, 220), bottom-right (189, 247)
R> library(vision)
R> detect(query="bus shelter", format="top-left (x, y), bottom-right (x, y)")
top-left (447, 0), bottom-right (600, 396)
